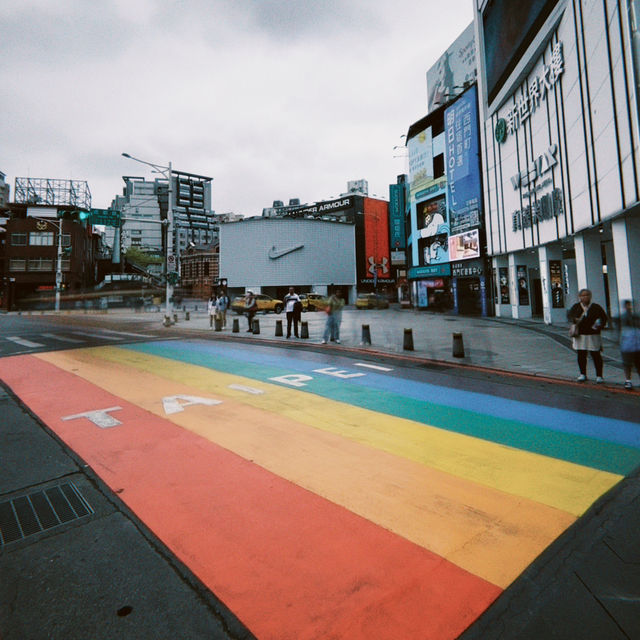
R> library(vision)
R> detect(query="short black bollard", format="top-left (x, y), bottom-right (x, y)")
top-left (403, 328), bottom-right (414, 351)
top-left (275, 319), bottom-right (283, 336)
top-left (452, 332), bottom-right (465, 358)
top-left (361, 324), bottom-right (371, 345)
top-left (300, 321), bottom-right (309, 339)
top-left (183, 305), bottom-right (186, 312)
top-left (232, 318), bottom-right (239, 333)
top-left (214, 316), bottom-right (222, 331)
top-left (173, 313), bottom-right (178, 324)
top-left (163, 315), bottom-right (172, 327)
top-left (185, 311), bottom-right (190, 321)
top-left (252, 318), bottom-right (260, 334)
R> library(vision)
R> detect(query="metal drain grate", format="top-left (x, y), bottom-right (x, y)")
top-left (0, 482), bottom-right (94, 547)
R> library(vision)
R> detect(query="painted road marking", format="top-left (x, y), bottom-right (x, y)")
top-left (37, 347), bottom-right (627, 515)
top-left (5, 342), bottom-right (639, 639)
top-left (41, 332), bottom-right (85, 343)
top-left (5, 336), bottom-right (44, 348)
top-left (99, 328), bottom-right (156, 339)
top-left (62, 406), bottom-right (123, 428)
top-left (70, 331), bottom-right (123, 341)
top-left (228, 384), bottom-right (265, 395)
top-left (355, 362), bottom-right (393, 371)
top-left (162, 395), bottom-right (222, 415)
top-left (0, 353), bottom-right (500, 640)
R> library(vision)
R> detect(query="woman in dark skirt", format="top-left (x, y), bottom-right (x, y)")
top-left (567, 288), bottom-right (608, 383)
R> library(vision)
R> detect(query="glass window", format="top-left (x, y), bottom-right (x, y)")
top-left (28, 258), bottom-right (54, 271)
top-left (29, 231), bottom-right (54, 246)
top-left (11, 233), bottom-right (27, 246)
top-left (9, 258), bottom-right (26, 271)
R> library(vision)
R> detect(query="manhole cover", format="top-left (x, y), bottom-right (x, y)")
top-left (0, 482), bottom-right (93, 547)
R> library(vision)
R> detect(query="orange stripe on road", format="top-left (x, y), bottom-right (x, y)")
top-left (0, 355), bottom-right (502, 640)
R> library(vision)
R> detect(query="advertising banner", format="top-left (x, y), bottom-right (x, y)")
top-left (550, 260), bottom-right (564, 308)
top-left (363, 198), bottom-right (392, 285)
top-left (427, 22), bottom-right (477, 113)
top-left (389, 183), bottom-right (406, 249)
top-left (444, 85), bottom-right (482, 234)
top-left (408, 128), bottom-right (433, 198)
top-left (516, 265), bottom-right (529, 305)
top-left (499, 267), bottom-right (510, 304)
top-left (448, 229), bottom-right (480, 261)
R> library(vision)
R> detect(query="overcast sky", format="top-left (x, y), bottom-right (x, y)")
top-left (2, 0), bottom-right (473, 217)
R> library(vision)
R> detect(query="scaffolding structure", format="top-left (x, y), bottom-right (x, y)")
top-left (14, 177), bottom-right (91, 210)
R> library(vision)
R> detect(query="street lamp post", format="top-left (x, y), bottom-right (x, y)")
top-left (122, 153), bottom-right (174, 325)
top-left (32, 216), bottom-right (64, 312)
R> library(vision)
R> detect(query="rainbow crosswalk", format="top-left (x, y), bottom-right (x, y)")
top-left (1, 340), bottom-right (639, 639)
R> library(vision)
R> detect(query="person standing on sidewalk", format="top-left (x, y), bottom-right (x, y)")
top-left (244, 291), bottom-right (258, 332)
top-left (616, 299), bottom-right (640, 390)
top-left (207, 294), bottom-right (216, 328)
top-left (567, 288), bottom-right (608, 383)
top-left (215, 291), bottom-right (229, 329)
top-left (322, 289), bottom-right (345, 344)
top-left (283, 287), bottom-right (301, 338)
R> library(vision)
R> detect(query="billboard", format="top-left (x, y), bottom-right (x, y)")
top-left (427, 22), bottom-right (477, 112)
top-left (482, 0), bottom-right (560, 103)
top-left (444, 85), bottom-right (482, 234)
top-left (407, 128), bottom-right (433, 198)
top-left (361, 198), bottom-right (393, 286)
top-left (448, 228), bottom-right (480, 261)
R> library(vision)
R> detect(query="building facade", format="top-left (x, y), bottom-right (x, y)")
top-left (405, 82), bottom-right (489, 315)
top-left (219, 217), bottom-right (357, 301)
top-left (475, 0), bottom-right (640, 321)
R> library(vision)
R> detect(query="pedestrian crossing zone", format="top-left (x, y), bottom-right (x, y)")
top-left (1, 339), bottom-right (639, 639)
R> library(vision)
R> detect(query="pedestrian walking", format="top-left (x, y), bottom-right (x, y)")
top-left (215, 291), bottom-right (230, 329)
top-left (322, 289), bottom-right (345, 344)
top-left (283, 287), bottom-right (301, 338)
top-left (616, 299), bottom-right (640, 390)
top-left (244, 291), bottom-right (258, 331)
top-left (567, 288), bottom-right (608, 383)
top-left (207, 294), bottom-right (216, 328)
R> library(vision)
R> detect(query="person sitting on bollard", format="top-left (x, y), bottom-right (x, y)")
top-left (322, 289), bottom-right (345, 344)
top-left (244, 291), bottom-right (258, 332)
top-left (283, 287), bottom-right (301, 339)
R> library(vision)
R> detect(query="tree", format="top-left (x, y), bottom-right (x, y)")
top-left (125, 246), bottom-right (163, 268)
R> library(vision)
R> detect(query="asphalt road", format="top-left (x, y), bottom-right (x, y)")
top-left (1, 310), bottom-right (639, 639)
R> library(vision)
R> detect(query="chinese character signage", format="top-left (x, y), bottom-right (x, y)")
top-left (495, 42), bottom-right (564, 143)
top-left (444, 85), bottom-right (482, 234)
top-left (550, 260), bottom-right (564, 308)
top-left (389, 183), bottom-right (406, 249)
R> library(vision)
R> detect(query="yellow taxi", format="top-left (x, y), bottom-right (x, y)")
top-left (231, 294), bottom-right (284, 314)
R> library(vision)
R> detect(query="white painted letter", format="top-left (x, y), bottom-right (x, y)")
top-left (268, 374), bottom-right (313, 387)
top-left (62, 406), bottom-right (123, 429)
top-left (313, 367), bottom-right (366, 379)
top-left (162, 395), bottom-right (222, 415)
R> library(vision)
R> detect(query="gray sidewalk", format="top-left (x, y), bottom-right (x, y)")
top-left (100, 302), bottom-right (629, 387)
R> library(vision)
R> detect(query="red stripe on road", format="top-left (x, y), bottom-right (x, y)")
top-left (0, 355), bottom-right (501, 639)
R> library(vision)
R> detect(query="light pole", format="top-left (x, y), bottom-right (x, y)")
top-left (32, 216), bottom-right (64, 311)
top-left (122, 153), bottom-right (174, 325)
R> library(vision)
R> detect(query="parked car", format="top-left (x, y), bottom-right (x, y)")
top-left (298, 292), bottom-right (328, 312)
top-left (355, 293), bottom-right (389, 310)
top-left (231, 294), bottom-right (284, 314)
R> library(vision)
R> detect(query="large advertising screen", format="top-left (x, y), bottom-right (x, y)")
top-left (444, 85), bottom-right (482, 234)
top-left (482, 0), bottom-right (559, 103)
top-left (427, 22), bottom-right (477, 113)
top-left (360, 198), bottom-right (393, 286)
top-left (407, 128), bottom-right (433, 198)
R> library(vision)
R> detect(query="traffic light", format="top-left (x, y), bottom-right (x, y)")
top-left (62, 246), bottom-right (72, 257)
top-left (57, 208), bottom-right (90, 222)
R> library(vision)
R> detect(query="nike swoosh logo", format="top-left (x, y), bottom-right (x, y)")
top-left (268, 244), bottom-right (305, 259)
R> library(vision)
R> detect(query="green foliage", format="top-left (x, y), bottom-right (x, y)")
top-left (125, 246), bottom-right (163, 268)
